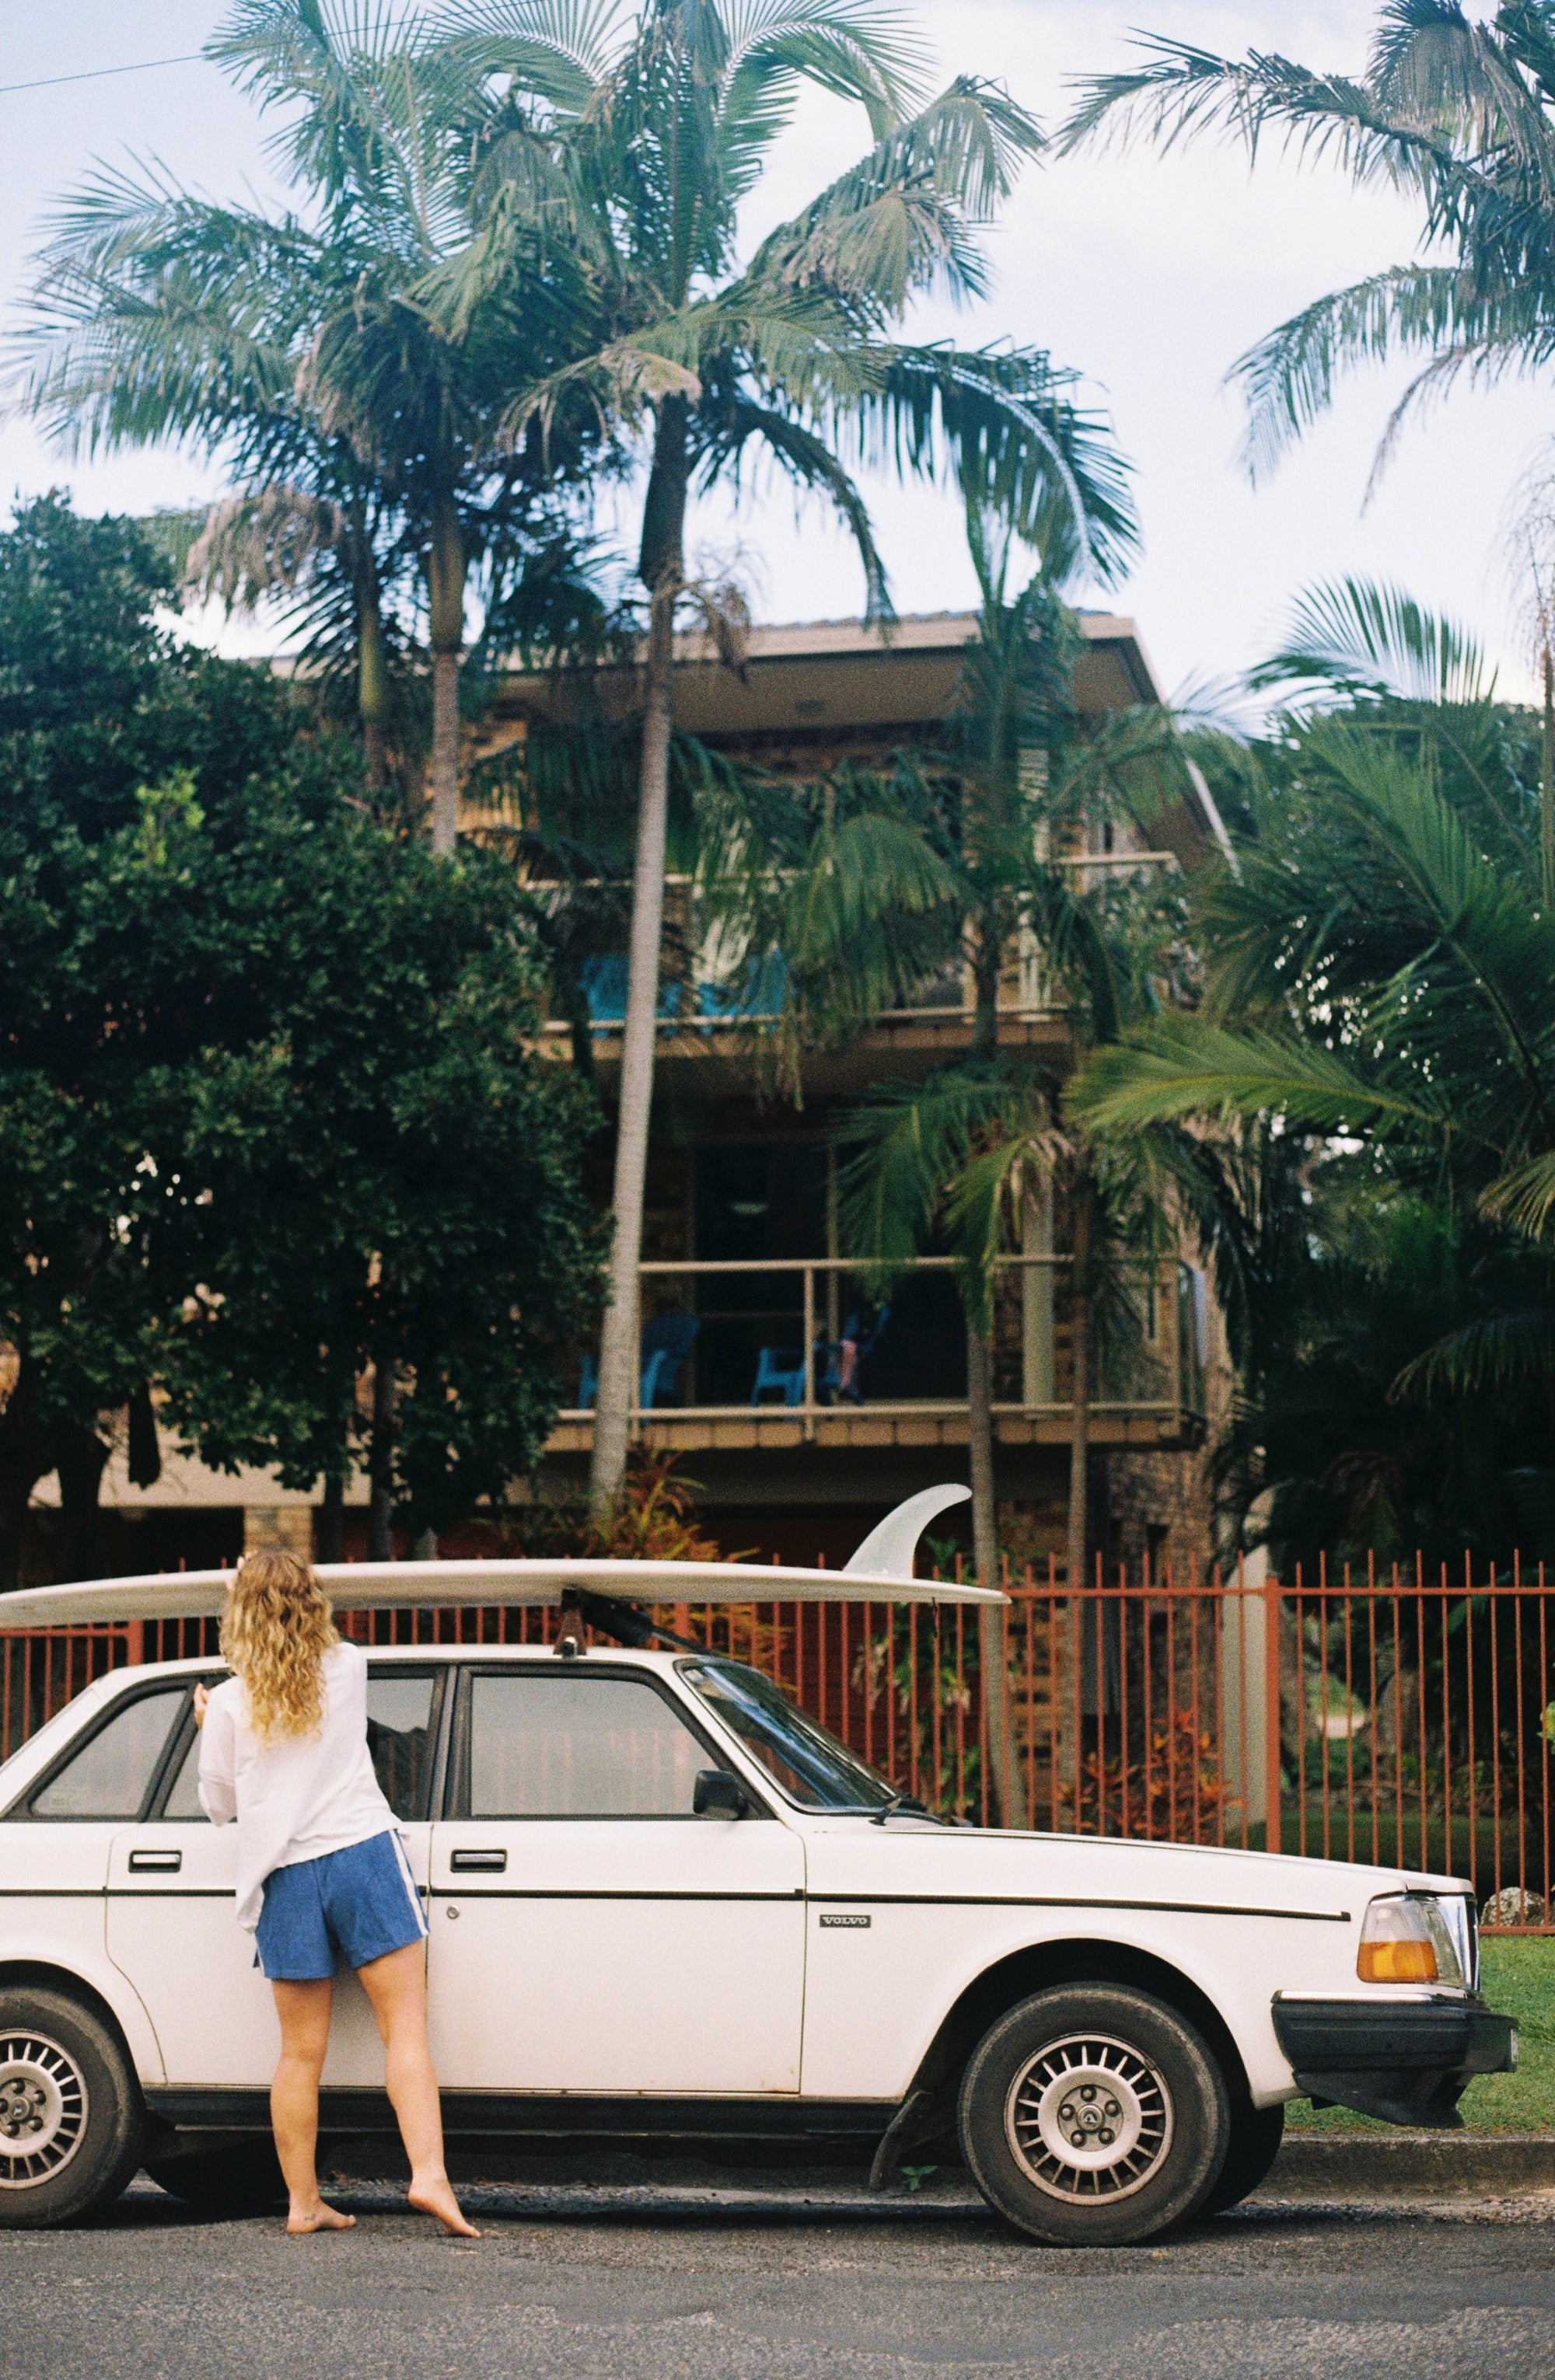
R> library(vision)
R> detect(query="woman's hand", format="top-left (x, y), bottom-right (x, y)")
top-left (193, 1684), bottom-right (209, 1729)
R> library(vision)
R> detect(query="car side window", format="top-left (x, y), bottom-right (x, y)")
top-left (462, 1673), bottom-right (715, 1818)
top-left (366, 1671), bottom-right (439, 1821)
top-left (154, 1667), bottom-right (442, 1822)
top-left (28, 1686), bottom-right (188, 1820)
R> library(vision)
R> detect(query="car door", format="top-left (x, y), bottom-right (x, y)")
top-left (3, 1680), bottom-right (194, 2068)
top-left (107, 1664), bottom-right (446, 2088)
top-left (426, 1663), bottom-right (806, 2095)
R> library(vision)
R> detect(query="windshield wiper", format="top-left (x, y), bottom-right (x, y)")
top-left (871, 1791), bottom-right (931, 1825)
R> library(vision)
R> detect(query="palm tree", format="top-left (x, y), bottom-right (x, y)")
top-left (421, 0), bottom-right (1140, 1515)
top-left (1060, 2), bottom-right (1555, 491)
top-left (1070, 584), bottom-right (1555, 1435)
top-left (19, 2), bottom-right (606, 843)
top-left (792, 515), bottom-right (1183, 1813)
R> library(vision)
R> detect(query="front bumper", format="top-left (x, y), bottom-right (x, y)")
top-left (1271, 1994), bottom-right (1518, 2129)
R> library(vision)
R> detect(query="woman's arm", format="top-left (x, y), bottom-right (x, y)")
top-left (197, 1690), bottom-right (237, 1827)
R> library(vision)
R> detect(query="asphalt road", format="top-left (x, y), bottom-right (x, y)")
top-left (5, 2183), bottom-right (1555, 2380)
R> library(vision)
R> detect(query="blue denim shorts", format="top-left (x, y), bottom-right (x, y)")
top-left (256, 1830), bottom-right (428, 1981)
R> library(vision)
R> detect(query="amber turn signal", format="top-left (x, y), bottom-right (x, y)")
top-left (1357, 1938), bottom-right (1437, 1984)
top-left (1357, 1892), bottom-right (1463, 1987)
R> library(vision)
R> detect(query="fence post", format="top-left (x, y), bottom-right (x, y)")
top-left (127, 1619), bottom-right (145, 1670)
top-left (1263, 1571), bottom-right (1282, 1856)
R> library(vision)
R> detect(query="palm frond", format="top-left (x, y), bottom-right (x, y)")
top-left (837, 1065), bottom-right (1029, 1275)
top-left (1250, 575), bottom-right (1494, 705)
top-left (693, 395), bottom-right (889, 617)
top-left (849, 345), bottom-right (1138, 590)
top-left (1481, 1149), bottom-right (1555, 1241)
top-left (1068, 1016), bottom-right (1461, 1143)
top-left (1391, 1306), bottom-right (1555, 1398)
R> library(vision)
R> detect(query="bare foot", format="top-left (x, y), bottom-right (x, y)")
top-left (407, 2177), bottom-right (480, 2238)
top-left (286, 2202), bottom-right (356, 2235)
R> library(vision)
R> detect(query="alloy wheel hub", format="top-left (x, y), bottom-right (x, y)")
top-left (1005, 2033), bottom-right (1172, 2202)
top-left (0, 2034), bottom-right (88, 2187)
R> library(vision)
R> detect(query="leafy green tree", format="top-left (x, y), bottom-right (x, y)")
top-left (157, 800), bottom-right (603, 1555)
top-left (420, 0), bottom-right (1138, 1514)
top-left (1061, 3), bottom-right (1555, 491)
top-left (0, 496), bottom-right (602, 1589)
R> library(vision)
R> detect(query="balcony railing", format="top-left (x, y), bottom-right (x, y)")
top-left (557, 1255), bottom-right (1206, 1436)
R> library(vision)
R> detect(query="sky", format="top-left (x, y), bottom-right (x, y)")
top-left (1, 1), bottom-right (1550, 703)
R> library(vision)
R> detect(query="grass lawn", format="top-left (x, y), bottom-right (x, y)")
top-left (1285, 1936), bottom-right (1555, 2132)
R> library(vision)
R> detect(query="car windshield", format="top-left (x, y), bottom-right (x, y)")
top-left (678, 1659), bottom-right (900, 1813)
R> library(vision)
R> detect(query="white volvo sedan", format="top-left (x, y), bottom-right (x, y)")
top-left (0, 1488), bottom-right (1515, 2243)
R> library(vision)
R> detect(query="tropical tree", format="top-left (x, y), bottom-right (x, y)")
top-left (742, 511), bottom-right (1177, 1810)
top-left (1060, 2), bottom-right (1555, 492)
top-left (1070, 582), bottom-right (1555, 1558)
top-left (18, 0), bottom-right (611, 832)
top-left (421, 0), bottom-right (1140, 1515)
top-left (0, 494), bottom-right (603, 1590)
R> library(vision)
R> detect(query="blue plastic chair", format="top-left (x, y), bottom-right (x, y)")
top-left (581, 955), bottom-right (682, 1031)
top-left (578, 1311), bottom-right (700, 1409)
top-left (750, 1346), bottom-right (808, 1407)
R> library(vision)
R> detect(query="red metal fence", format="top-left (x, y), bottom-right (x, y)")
top-left (4, 1556), bottom-right (1551, 1932)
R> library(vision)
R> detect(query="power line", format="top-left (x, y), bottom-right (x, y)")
top-left (0, 54), bottom-right (204, 100)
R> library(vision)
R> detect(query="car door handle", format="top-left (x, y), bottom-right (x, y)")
top-left (449, 1848), bottom-right (506, 1873)
top-left (128, 1848), bottom-right (182, 1874)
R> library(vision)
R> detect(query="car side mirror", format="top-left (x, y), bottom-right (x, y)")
top-left (693, 1768), bottom-right (748, 1819)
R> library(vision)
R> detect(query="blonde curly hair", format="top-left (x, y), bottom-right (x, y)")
top-left (220, 1549), bottom-right (339, 1740)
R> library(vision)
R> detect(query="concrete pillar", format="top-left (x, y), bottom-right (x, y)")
top-left (1220, 1543), bottom-right (1270, 1842)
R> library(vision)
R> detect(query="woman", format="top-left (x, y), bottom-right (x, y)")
top-left (195, 1548), bottom-right (477, 2237)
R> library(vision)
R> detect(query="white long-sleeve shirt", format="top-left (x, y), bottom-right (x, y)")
top-left (198, 1639), bottom-right (396, 1932)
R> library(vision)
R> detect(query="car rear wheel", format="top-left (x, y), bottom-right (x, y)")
top-left (145, 2137), bottom-right (286, 2218)
top-left (959, 1984), bottom-right (1229, 2246)
top-left (1201, 2099), bottom-right (1284, 2216)
top-left (0, 1987), bottom-right (144, 2229)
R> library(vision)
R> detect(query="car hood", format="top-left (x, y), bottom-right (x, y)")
top-left (801, 1816), bottom-right (1470, 1912)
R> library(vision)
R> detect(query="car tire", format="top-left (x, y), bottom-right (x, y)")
top-left (0, 1986), bottom-right (145, 2229)
top-left (145, 2137), bottom-right (286, 2218)
top-left (1201, 2099), bottom-right (1284, 2216)
top-left (959, 1984), bottom-right (1230, 2246)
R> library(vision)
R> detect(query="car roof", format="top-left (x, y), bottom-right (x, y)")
top-left (86, 1642), bottom-right (701, 1684)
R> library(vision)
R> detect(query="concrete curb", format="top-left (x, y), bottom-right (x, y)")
top-left (1274, 2132), bottom-right (1555, 2195)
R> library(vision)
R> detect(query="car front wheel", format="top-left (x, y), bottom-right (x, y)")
top-left (0, 1987), bottom-right (145, 2229)
top-left (1202, 2097), bottom-right (1284, 2215)
top-left (959, 1984), bottom-right (1229, 2246)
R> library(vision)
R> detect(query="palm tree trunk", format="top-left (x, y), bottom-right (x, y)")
top-left (966, 920), bottom-right (1018, 1820)
top-left (428, 496), bottom-right (465, 857)
top-left (1066, 1192), bottom-right (1092, 1597)
top-left (358, 584), bottom-right (390, 795)
top-left (969, 1317), bottom-right (1019, 1824)
top-left (590, 399), bottom-right (688, 1519)
top-left (1533, 642), bottom-right (1543, 909)
top-left (1059, 1185), bottom-right (1092, 1795)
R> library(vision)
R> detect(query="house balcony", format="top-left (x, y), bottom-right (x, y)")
top-left (546, 1255), bottom-right (1207, 1459)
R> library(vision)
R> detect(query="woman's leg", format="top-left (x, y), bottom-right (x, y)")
top-left (270, 1978), bottom-right (355, 2234)
top-left (355, 1941), bottom-right (478, 2237)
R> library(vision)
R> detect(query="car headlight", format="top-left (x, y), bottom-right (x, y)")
top-left (1358, 1893), bottom-right (1466, 1987)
